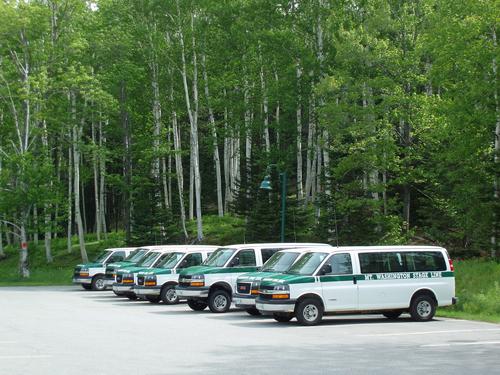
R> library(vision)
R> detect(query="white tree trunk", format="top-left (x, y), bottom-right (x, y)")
top-left (244, 77), bottom-right (252, 192)
top-left (0, 157), bottom-right (4, 258)
top-left (41, 119), bottom-right (52, 262)
top-left (99, 118), bottom-right (107, 237)
top-left (201, 51), bottom-right (223, 216)
top-left (91, 118), bottom-right (101, 241)
top-left (72, 92), bottom-right (88, 262)
top-left (223, 91), bottom-right (232, 211)
top-left (492, 24), bottom-right (499, 257)
top-left (19, 222), bottom-right (29, 278)
top-left (172, 107), bottom-right (188, 239)
top-left (296, 62), bottom-right (304, 200)
top-left (304, 95), bottom-right (317, 205)
top-left (260, 56), bottom-right (270, 153)
top-left (67, 141), bottom-right (73, 253)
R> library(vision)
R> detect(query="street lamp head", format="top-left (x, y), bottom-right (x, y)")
top-left (259, 175), bottom-right (272, 190)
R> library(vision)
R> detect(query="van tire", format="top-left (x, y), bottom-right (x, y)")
top-left (160, 285), bottom-right (179, 305)
top-left (383, 311), bottom-right (403, 320)
top-left (187, 299), bottom-right (208, 311)
top-left (126, 293), bottom-right (138, 301)
top-left (208, 289), bottom-right (231, 313)
top-left (295, 298), bottom-right (324, 326)
top-left (91, 275), bottom-right (106, 291)
top-left (146, 295), bottom-right (161, 303)
top-left (81, 284), bottom-right (92, 290)
top-left (273, 313), bottom-right (293, 323)
top-left (410, 295), bottom-right (436, 321)
top-left (245, 308), bottom-right (261, 316)
top-left (113, 290), bottom-right (124, 296)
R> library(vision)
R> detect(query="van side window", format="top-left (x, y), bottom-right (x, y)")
top-left (359, 252), bottom-right (404, 273)
top-left (232, 249), bottom-right (256, 267)
top-left (261, 248), bottom-right (280, 263)
top-left (404, 252), bottom-right (446, 272)
top-left (181, 253), bottom-right (203, 268)
top-left (324, 253), bottom-right (352, 275)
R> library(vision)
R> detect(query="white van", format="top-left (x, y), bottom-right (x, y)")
top-left (133, 245), bottom-right (218, 304)
top-left (176, 243), bottom-right (331, 313)
top-left (255, 246), bottom-right (456, 325)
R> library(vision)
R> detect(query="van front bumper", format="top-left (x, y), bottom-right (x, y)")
top-left (256, 298), bottom-right (296, 313)
top-left (233, 293), bottom-right (256, 308)
top-left (104, 278), bottom-right (115, 287)
top-left (73, 277), bottom-right (92, 284)
top-left (176, 286), bottom-right (209, 298)
top-left (112, 284), bottom-right (134, 293)
top-left (134, 286), bottom-right (160, 296)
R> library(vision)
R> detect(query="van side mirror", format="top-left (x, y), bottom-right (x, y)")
top-left (320, 264), bottom-right (332, 275)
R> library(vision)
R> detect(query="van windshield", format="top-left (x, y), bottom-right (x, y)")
top-left (137, 252), bottom-right (161, 267)
top-left (94, 251), bottom-right (112, 263)
top-left (203, 248), bottom-right (236, 267)
top-left (286, 252), bottom-right (328, 275)
top-left (262, 252), bottom-right (300, 272)
top-left (126, 249), bottom-right (149, 262)
top-left (156, 252), bottom-right (185, 269)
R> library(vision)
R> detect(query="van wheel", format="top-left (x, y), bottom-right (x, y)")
top-left (383, 311), bottom-right (402, 320)
top-left (91, 276), bottom-right (106, 291)
top-left (208, 289), bottom-right (231, 313)
top-left (245, 308), bottom-right (262, 316)
top-left (126, 293), bottom-right (137, 301)
top-left (187, 299), bottom-right (208, 311)
top-left (113, 290), bottom-right (124, 296)
top-left (146, 296), bottom-right (161, 304)
top-left (161, 285), bottom-right (179, 305)
top-left (81, 284), bottom-right (92, 290)
top-left (295, 298), bottom-right (323, 326)
top-left (410, 295), bottom-right (436, 321)
top-left (273, 313), bottom-right (293, 323)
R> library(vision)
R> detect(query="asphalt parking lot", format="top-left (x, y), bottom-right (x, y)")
top-left (0, 286), bottom-right (499, 375)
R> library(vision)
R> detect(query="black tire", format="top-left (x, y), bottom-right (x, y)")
top-left (125, 293), bottom-right (138, 301)
top-left (146, 295), bottom-right (161, 304)
top-left (91, 275), bottom-right (106, 291)
top-left (295, 298), bottom-right (324, 326)
top-left (187, 299), bottom-right (208, 311)
top-left (113, 290), bottom-right (124, 296)
top-left (273, 313), bottom-right (293, 323)
top-left (245, 307), bottom-right (262, 316)
top-left (383, 311), bottom-right (403, 320)
top-left (81, 283), bottom-right (92, 290)
top-left (160, 285), bottom-right (179, 305)
top-left (208, 289), bottom-right (232, 313)
top-left (410, 294), bottom-right (436, 321)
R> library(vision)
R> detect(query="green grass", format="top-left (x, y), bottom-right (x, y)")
top-left (0, 232), bottom-right (125, 286)
top-left (186, 214), bottom-right (246, 245)
top-left (437, 259), bottom-right (500, 323)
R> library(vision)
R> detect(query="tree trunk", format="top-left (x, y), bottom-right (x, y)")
top-left (72, 92), bottom-right (88, 262)
top-left (0, 157), bottom-right (3, 259)
top-left (492, 24), bottom-right (499, 257)
top-left (67, 141), bottom-right (73, 253)
top-left (121, 81), bottom-right (132, 244)
top-left (296, 62), bottom-right (304, 200)
top-left (201, 51), bottom-right (223, 217)
top-left (99, 118), bottom-right (107, 237)
top-left (304, 95), bottom-right (317, 205)
top-left (19, 222), bottom-right (29, 278)
top-left (172, 106), bottom-right (188, 239)
top-left (259, 52), bottom-right (270, 153)
top-left (177, 5), bottom-right (203, 241)
top-left (91, 118), bottom-right (101, 241)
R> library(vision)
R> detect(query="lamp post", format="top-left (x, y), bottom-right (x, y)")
top-left (260, 170), bottom-right (287, 242)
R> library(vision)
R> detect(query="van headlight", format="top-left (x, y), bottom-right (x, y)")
top-left (145, 275), bottom-right (157, 286)
top-left (80, 268), bottom-right (89, 277)
top-left (191, 274), bottom-right (205, 287)
top-left (251, 280), bottom-right (261, 295)
top-left (272, 284), bottom-right (290, 299)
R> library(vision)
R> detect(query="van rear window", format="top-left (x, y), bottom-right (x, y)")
top-left (359, 251), bottom-right (446, 274)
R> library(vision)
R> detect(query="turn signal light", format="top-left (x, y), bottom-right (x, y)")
top-left (191, 281), bottom-right (204, 287)
top-left (250, 290), bottom-right (260, 295)
top-left (123, 279), bottom-right (134, 284)
top-left (272, 294), bottom-right (290, 299)
top-left (145, 281), bottom-right (156, 286)
top-left (80, 272), bottom-right (89, 277)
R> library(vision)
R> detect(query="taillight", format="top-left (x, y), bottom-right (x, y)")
top-left (449, 258), bottom-right (454, 272)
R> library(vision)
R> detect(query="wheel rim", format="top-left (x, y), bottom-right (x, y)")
top-left (166, 288), bottom-right (177, 302)
top-left (303, 304), bottom-right (319, 322)
top-left (95, 278), bottom-right (105, 290)
top-left (214, 295), bottom-right (228, 310)
top-left (417, 300), bottom-right (432, 318)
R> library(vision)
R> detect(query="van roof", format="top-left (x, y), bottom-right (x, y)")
top-left (105, 247), bottom-right (137, 251)
top-left (135, 245), bottom-right (218, 251)
top-left (321, 245), bottom-right (444, 252)
top-left (219, 243), bottom-right (331, 250)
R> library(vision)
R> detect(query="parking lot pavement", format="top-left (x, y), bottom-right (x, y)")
top-left (0, 287), bottom-right (499, 375)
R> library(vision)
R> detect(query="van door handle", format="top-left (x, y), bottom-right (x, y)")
top-left (353, 276), bottom-right (357, 285)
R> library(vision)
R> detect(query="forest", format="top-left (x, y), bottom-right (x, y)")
top-left (0, 0), bottom-right (498, 277)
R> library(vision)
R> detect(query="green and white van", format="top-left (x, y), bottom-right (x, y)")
top-left (255, 246), bottom-right (456, 325)
top-left (72, 247), bottom-right (136, 291)
top-left (104, 247), bottom-right (155, 288)
top-left (232, 248), bottom-right (316, 315)
top-left (176, 243), bottom-right (329, 313)
top-left (112, 246), bottom-right (176, 299)
top-left (133, 245), bottom-right (218, 304)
